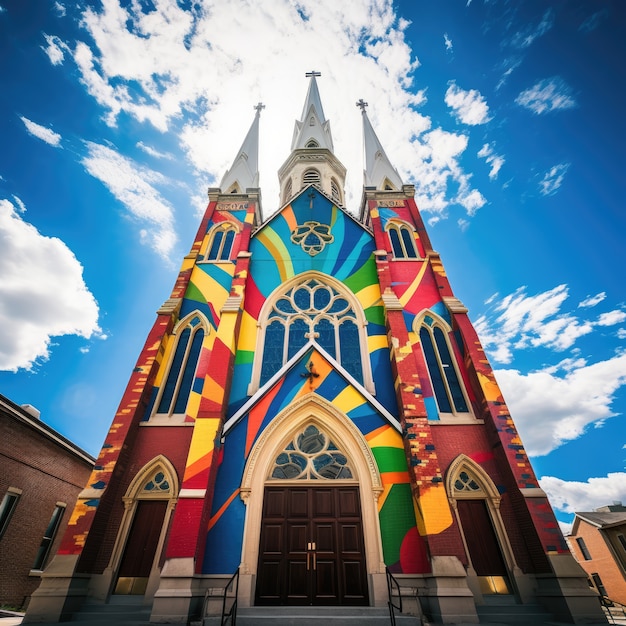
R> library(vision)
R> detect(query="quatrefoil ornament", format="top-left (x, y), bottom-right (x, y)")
top-left (290, 221), bottom-right (334, 256)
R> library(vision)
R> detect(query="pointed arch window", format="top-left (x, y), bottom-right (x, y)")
top-left (207, 224), bottom-right (237, 261)
top-left (302, 169), bottom-right (321, 186)
top-left (156, 315), bottom-right (206, 417)
top-left (270, 424), bottom-right (354, 480)
top-left (306, 140), bottom-right (319, 148)
top-left (419, 317), bottom-right (469, 416)
top-left (386, 221), bottom-right (419, 259)
top-left (331, 178), bottom-right (341, 204)
top-left (256, 276), bottom-right (368, 389)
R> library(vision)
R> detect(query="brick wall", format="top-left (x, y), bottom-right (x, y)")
top-left (0, 411), bottom-right (93, 609)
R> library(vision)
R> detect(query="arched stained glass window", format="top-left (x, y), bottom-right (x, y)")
top-left (207, 225), bottom-right (236, 261)
top-left (259, 278), bottom-right (364, 386)
top-left (420, 323), bottom-right (469, 415)
top-left (270, 424), bottom-right (354, 480)
top-left (156, 316), bottom-right (205, 416)
top-left (386, 221), bottom-right (419, 259)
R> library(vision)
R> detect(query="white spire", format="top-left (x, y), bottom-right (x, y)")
top-left (220, 102), bottom-right (264, 193)
top-left (358, 99), bottom-right (403, 191)
top-left (290, 71), bottom-right (334, 152)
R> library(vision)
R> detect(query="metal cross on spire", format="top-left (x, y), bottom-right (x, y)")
top-left (305, 70), bottom-right (321, 78)
top-left (254, 102), bottom-right (265, 114)
top-left (356, 99), bottom-right (368, 112)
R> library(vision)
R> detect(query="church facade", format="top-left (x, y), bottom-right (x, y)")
top-left (26, 75), bottom-right (603, 624)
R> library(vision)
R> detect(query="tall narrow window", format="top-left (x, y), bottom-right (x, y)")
top-left (386, 222), bottom-right (418, 259)
top-left (331, 178), bottom-right (341, 204)
top-left (258, 277), bottom-right (365, 386)
top-left (576, 537), bottom-right (592, 560)
top-left (32, 504), bottom-right (65, 570)
top-left (0, 489), bottom-right (21, 539)
top-left (207, 225), bottom-right (236, 261)
top-left (420, 321), bottom-right (469, 415)
top-left (283, 178), bottom-right (293, 204)
top-left (156, 316), bottom-right (205, 416)
top-left (591, 573), bottom-right (608, 597)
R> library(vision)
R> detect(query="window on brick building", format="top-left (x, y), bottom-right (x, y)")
top-left (155, 313), bottom-right (207, 417)
top-left (591, 573), bottom-right (608, 597)
top-left (618, 533), bottom-right (626, 552)
top-left (419, 316), bottom-right (470, 416)
top-left (576, 537), bottom-right (592, 560)
top-left (385, 220), bottom-right (419, 259)
top-left (0, 488), bottom-right (21, 539)
top-left (207, 224), bottom-right (237, 262)
top-left (32, 503), bottom-right (65, 570)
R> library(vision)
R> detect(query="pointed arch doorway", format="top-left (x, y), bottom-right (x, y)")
top-left (239, 396), bottom-right (385, 608)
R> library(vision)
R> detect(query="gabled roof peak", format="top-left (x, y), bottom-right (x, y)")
top-left (220, 102), bottom-right (264, 193)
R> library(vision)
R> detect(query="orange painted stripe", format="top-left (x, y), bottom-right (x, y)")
top-left (208, 488), bottom-right (240, 531)
top-left (380, 471), bottom-right (411, 484)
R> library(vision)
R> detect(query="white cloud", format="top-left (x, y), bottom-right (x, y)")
top-left (477, 143), bottom-right (504, 180)
top-left (0, 199), bottom-right (102, 371)
top-left (11, 195), bottom-right (26, 213)
top-left (445, 81), bottom-right (492, 125)
top-left (444, 33), bottom-right (453, 51)
top-left (475, 285), bottom-right (624, 365)
top-left (42, 33), bottom-right (67, 65)
top-left (56, 0), bottom-right (485, 221)
top-left (579, 10), bottom-right (608, 33)
top-left (539, 163), bottom-right (570, 196)
top-left (516, 77), bottom-right (577, 115)
top-left (54, 2), bottom-right (66, 17)
top-left (20, 116), bottom-right (62, 147)
top-left (81, 142), bottom-right (177, 260)
top-left (540, 473), bottom-right (626, 514)
top-left (137, 141), bottom-right (175, 160)
top-left (597, 310), bottom-right (626, 326)
top-left (495, 353), bottom-right (626, 456)
top-left (510, 8), bottom-right (554, 49)
top-left (579, 292), bottom-right (606, 308)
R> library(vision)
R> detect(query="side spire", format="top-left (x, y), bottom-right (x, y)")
top-left (358, 99), bottom-right (403, 191)
top-left (291, 71), bottom-right (334, 152)
top-left (220, 102), bottom-right (264, 193)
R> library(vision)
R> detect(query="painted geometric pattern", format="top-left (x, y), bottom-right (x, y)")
top-left (202, 346), bottom-right (427, 574)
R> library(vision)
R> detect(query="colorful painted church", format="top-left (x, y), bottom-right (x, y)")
top-left (26, 74), bottom-right (604, 624)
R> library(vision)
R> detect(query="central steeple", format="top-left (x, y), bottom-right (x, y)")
top-left (278, 72), bottom-right (346, 207)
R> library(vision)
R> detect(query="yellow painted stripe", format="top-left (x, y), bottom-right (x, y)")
top-left (331, 385), bottom-right (365, 414)
top-left (186, 418), bottom-right (218, 468)
top-left (399, 260), bottom-right (429, 307)
top-left (256, 229), bottom-right (294, 282)
top-left (355, 284), bottom-right (383, 310)
top-left (368, 334), bottom-right (389, 353)
top-left (368, 425), bottom-right (403, 449)
top-left (238, 310), bottom-right (258, 352)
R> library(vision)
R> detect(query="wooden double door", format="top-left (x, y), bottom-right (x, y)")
top-left (255, 486), bottom-right (368, 606)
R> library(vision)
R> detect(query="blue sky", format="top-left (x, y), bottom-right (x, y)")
top-left (1, 0), bottom-right (624, 532)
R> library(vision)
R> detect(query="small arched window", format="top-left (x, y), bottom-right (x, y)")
top-left (419, 320), bottom-right (469, 415)
top-left (331, 178), bottom-right (341, 204)
top-left (156, 315), bottom-right (205, 416)
top-left (302, 169), bottom-right (321, 186)
top-left (207, 225), bottom-right (237, 261)
top-left (386, 221), bottom-right (419, 259)
top-left (269, 424), bottom-right (354, 480)
top-left (305, 140), bottom-right (319, 148)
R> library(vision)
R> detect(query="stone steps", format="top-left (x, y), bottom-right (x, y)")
top-left (199, 606), bottom-right (421, 626)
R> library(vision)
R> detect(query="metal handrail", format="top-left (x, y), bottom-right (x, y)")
top-left (220, 568), bottom-right (240, 626)
top-left (600, 595), bottom-right (626, 625)
top-left (386, 567), bottom-right (402, 626)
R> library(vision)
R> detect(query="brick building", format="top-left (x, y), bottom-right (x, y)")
top-left (568, 504), bottom-right (626, 606)
top-left (26, 74), bottom-right (605, 624)
top-left (0, 394), bottom-right (94, 609)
